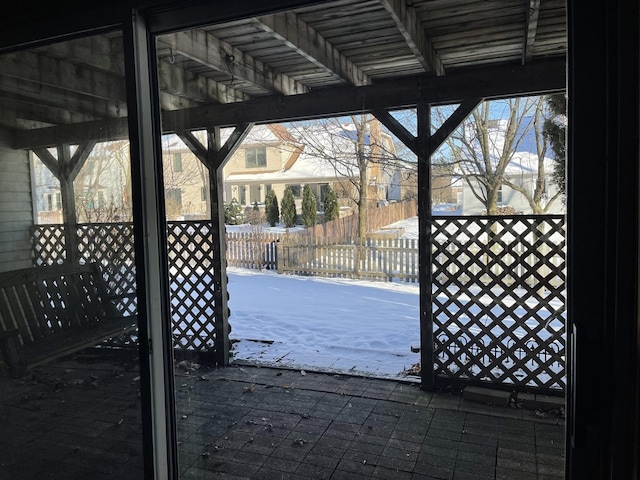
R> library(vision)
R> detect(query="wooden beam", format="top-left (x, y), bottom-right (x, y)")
top-left (0, 97), bottom-right (96, 126)
top-left (523, 0), bottom-right (541, 64)
top-left (212, 123), bottom-right (254, 170)
top-left (161, 30), bottom-right (308, 96)
top-left (61, 141), bottom-right (97, 181)
top-left (0, 75), bottom-right (124, 118)
top-left (13, 117), bottom-right (129, 150)
top-left (34, 35), bottom-right (126, 76)
top-left (157, 58), bottom-right (248, 104)
top-left (32, 141), bottom-right (96, 181)
top-left (379, 0), bottom-right (445, 76)
top-left (176, 130), bottom-right (208, 162)
top-left (372, 108), bottom-right (418, 155)
top-left (32, 148), bottom-right (60, 178)
top-left (0, 51), bottom-right (127, 102)
top-left (12, 58), bottom-right (566, 149)
top-left (255, 11), bottom-right (369, 86)
top-left (177, 123), bottom-right (254, 170)
top-left (429, 98), bottom-right (481, 155)
top-left (164, 57), bottom-right (565, 129)
top-left (208, 126), bottom-right (230, 366)
top-left (417, 101), bottom-right (434, 390)
top-left (373, 99), bottom-right (479, 156)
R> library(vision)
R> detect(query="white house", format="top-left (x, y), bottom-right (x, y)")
top-left (457, 116), bottom-right (565, 215)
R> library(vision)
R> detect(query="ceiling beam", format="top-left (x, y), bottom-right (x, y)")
top-left (157, 58), bottom-right (248, 105)
top-left (0, 75), bottom-right (124, 118)
top-left (170, 57), bottom-right (565, 129)
top-left (523, 0), bottom-right (541, 64)
top-left (11, 58), bottom-right (565, 149)
top-left (0, 50), bottom-right (127, 102)
top-left (254, 11), bottom-right (369, 86)
top-left (33, 35), bottom-right (125, 76)
top-left (161, 30), bottom-right (308, 96)
top-left (0, 98), bottom-right (96, 126)
top-left (379, 0), bottom-right (445, 76)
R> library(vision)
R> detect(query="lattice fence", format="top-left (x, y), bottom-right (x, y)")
top-left (431, 216), bottom-right (566, 391)
top-left (32, 215), bottom-right (567, 392)
top-left (32, 221), bottom-right (222, 352)
top-left (33, 223), bottom-right (139, 347)
top-left (167, 222), bottom-right (217, 350)
top-left (32, 224), bottom-right (67, 265)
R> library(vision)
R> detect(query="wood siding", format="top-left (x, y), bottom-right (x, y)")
top-left (0, 129), bottom-right (33, 272)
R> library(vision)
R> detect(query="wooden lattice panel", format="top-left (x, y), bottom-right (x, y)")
top-left (77, 223), bottom-right (138, 317)
top-left (32, 225), bottom-right (67, 265)
top-left (431, 216), bottom-right (566, 391)
top-left (167, 222), bottom-right (217, 351)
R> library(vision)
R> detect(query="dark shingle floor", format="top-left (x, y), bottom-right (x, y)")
top-left (175, 362), bottom-right (565, 480)
top-left (0, 353), bottom-right (565, 480)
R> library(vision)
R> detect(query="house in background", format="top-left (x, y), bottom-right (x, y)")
top-left (458, 115), bottom-right (565, 215)
top-left (223, 121), bottom-right (417, 214)
top-left (459, 154), bottom-right (563, 215)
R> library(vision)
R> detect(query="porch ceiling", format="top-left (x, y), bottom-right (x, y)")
top-left (1, 0), bottom-right (566, 149)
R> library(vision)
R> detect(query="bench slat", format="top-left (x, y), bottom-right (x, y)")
top-left (23, 315), bottom-right (138, 369)
top-left (0, 263), bottom-right (139, 377)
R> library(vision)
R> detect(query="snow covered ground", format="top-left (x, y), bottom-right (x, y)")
top-left (227, 268), bottom-right (421, 379)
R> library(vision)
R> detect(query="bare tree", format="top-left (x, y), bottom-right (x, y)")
top-left (287, 115), bottom-right (417, 242)
top-left (436, 97), bottom-right (559, 215)
top-left (73, 141), bottom-right (132, 223)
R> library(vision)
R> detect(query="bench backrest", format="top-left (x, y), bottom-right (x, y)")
top-left (0, 263), bottom-right (120, 346)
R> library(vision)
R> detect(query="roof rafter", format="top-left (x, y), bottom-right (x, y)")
top-left (254, 11), bottom-right (369, 86)
top-left (11, 58), bottom-right (565, 149)
top-left (523, 0), bottom-right (541, 64)
top-left (157, 58), bottom-right (248, 105)
top-left (0, 51), bottom-right (127, 103)
top-left (378, 0), bottom-right (445, 76)
top-left (161, 30), bottom-right (308, 96)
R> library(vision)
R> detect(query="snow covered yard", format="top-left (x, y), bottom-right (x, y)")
top-left (227, 267), bottom-right (422, 379)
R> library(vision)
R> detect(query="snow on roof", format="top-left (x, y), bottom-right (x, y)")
top-left (226, 123), bottom-right (366, 183)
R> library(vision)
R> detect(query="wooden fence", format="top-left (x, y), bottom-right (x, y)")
top-left (300, 200), bottom-right (417, 241)
top-left (226, 231), bottom-right (281, 270)
top-left (277, 237), bottom-right (419, 282)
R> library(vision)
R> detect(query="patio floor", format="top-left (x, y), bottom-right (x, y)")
top-left (0, 351), bottom-right (565, 479)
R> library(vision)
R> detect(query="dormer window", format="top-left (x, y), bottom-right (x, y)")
top-left (245, 147), bottom-right (267, 168)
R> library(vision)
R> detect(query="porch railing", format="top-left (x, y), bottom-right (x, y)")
top-left (32, 214), bottom-right (566, 392)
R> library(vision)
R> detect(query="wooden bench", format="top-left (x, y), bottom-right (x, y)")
top-left (0, 262), bottom-right (137, 378)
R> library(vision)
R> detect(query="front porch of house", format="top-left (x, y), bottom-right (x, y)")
top-left (0, 352), bottom-right (564, 480)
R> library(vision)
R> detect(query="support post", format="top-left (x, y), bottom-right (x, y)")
top-left (208, 127), bottom-right (230, 366)
top-left (418, 102), bottom-right (434, 390)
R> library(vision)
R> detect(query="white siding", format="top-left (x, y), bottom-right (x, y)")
top-left (461, 174), bottom-right (565, 215)
top-left (0, 129), bottom-right (33, 272)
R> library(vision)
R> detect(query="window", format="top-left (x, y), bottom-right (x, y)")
top-left (320, 183), bottom-right (330, 203)
top-left (238, 186), bottom-right (246, 205)
top-left (166, 187), bottom-right (182, 206)
top-left (287, 184), bottom-right (302, 198)
top-left (250, 185), bottom-right (261, 204)
top-left (173, 153), bottom-right (183, 172)
top-left (497, 185), bottom-right (503, 204)
top-left (200, 187), bottom-right (207, 202)
top-left (245, 147), bottom-right (267, 168)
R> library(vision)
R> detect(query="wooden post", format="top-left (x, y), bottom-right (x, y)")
top-left (33, 142), bottom-right (95, 264)
top-left (418, 102), bottom-right (435, 390)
